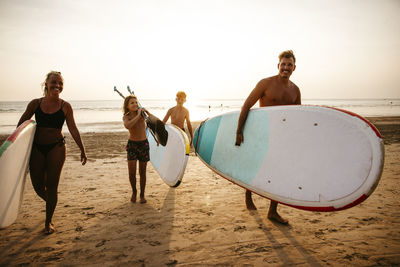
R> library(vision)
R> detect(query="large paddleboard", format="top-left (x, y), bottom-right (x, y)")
top-left (193, 105), bottom-right (384, 212)
top-left (0, 120), bottom-right (36, 228)
top-left (148, 124), bottom-right (190, 187)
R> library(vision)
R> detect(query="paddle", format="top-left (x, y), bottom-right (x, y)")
top-left (114, 86), bottom-right (125, 98)
top-left (125, 86), bottom-right (168, 146)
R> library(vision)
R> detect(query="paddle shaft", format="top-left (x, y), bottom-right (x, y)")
top-left (126, 86), bottom-right (149, 120)
top-left (113, 86), bottom-right (125, 99)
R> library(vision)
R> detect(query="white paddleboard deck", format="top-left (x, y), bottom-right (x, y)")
top-left (148, 124), bottom-right (190, 187)
top-left (0, 120), bottom-right (36, 228)
top-left (193, 105), bottom-right (384, 211)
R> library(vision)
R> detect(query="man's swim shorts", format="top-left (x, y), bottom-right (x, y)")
top-left (126, 139), bottom-right (150, 162)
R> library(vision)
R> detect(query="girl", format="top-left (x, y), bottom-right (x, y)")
top-left (123, 95), bottom-right (150, 203)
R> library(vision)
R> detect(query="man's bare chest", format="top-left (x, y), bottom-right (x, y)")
top-left (261, 86), bottom-right (298, 106)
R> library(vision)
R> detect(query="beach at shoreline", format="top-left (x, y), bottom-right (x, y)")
top-left (0, 118), bottom-right (399, 266)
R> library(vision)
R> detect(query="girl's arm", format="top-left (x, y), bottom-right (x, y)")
top-left (123, 109), bottom-right (142, 129)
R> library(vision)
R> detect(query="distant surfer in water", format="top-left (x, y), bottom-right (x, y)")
top-left (18, 71), bottom-right (87, 234)
top-left (123, 95), bottom-right (151, 204)
top-left (163, 91), bottom-right (193, 145)
top-left (235, 50), bottom-right (301, 224)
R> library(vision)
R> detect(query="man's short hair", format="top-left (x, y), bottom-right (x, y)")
top-left (279, 50), bottom-right (296, 64)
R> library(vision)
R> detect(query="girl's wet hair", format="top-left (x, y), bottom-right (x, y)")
top-left (42, 71), bottom-right (63, 96)
top-left (123, 94), bottom-right (137, 114)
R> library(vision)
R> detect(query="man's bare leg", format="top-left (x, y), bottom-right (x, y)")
top-left (245, 190), bottom-right (257, 210)
top-left (268, 200), bottom-right (288, 224)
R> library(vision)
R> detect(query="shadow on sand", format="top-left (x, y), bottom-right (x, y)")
top-left (61, 187), bottom-right (176, 266)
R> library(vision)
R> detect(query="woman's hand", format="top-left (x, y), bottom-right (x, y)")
top-left (81, 151), bottom-right (87, 165)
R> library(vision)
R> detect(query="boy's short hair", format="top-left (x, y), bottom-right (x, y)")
top-left (176, 91), bottom-right (187, 98)
top-left (278, 50), bottom-right (296, 64)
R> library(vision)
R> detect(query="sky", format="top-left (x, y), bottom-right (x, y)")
top-left (0, 0), bottom-right (399, 101)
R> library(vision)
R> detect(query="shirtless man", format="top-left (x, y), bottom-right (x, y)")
top-left (163, 91), bottom-right (193, 144)
top-left (235, 50), bottom-right (301, 224)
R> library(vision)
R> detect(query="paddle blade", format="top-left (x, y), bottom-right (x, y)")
top-left (146, 114), bottom-right (168, 146)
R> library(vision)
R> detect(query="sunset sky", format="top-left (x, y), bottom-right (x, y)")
top-left (0, 0), bottom-right (399, 101)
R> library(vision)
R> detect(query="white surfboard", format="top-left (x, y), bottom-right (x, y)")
top-left (193, 105), bottom-right (384, 212)
top-left (0, 120), bottom-right (36, 228)
top-left (148, 124), bottom-right (190, 187)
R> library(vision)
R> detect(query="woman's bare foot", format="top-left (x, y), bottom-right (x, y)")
top-left (44, 222), bottom-right (55, 234)
top-left (131, 192), bottom-right (137, 203)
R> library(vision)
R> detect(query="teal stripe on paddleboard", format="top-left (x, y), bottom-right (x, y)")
top-left (210, 110), bottom-right (270, 184)
top-left (197, 116), bottom-right (221, 164)
top-left (0, 140), bottom-right (12, 157)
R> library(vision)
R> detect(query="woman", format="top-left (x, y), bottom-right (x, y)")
top-left (18, 71), bottom-right (87, 234)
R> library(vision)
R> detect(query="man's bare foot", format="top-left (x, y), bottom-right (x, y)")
top-left (246, 199), bottom-right (257, 210)
top-left (44, 222), bottom-right (55, 234)
top-left (245, 191), bottom-right (257, 210)
top-left (131, 192), bottom-right (137, 203)
top-left (140, 197), bottom-right (147, 204)
top-left (268, 212), bottom-right (289, 225)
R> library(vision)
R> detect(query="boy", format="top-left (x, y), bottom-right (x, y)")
top-left (163, 91), bottom-right (193, 144)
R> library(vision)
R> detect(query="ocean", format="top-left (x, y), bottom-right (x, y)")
top-left (0, 98), bottom-right (399, 135)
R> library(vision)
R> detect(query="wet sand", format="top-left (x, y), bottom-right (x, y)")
top-left (0, 117), bottom-right (399, 266)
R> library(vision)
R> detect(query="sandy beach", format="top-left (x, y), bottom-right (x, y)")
top-left (0, 117), bottom-right (399, 266)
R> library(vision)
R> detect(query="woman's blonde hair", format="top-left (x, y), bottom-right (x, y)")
top-left (41, 71), bottom-right (63, 96)
top-left (123, 94), bottom-right (138, 114)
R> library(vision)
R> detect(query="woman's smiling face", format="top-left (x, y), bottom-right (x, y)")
top-left (45, 74), bottom-right (63, 96)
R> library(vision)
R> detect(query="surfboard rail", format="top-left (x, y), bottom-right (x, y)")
top-left (0, 120), bottom-right (36, 228)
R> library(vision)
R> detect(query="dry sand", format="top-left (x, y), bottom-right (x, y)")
top-left (0, 118), bottom-right (399, 266)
